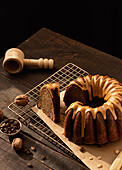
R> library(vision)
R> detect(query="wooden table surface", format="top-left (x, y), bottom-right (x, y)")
top-left (0, 27), bottom-right (122, 170)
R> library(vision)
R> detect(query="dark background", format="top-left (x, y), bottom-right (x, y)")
top-left (0, 2), bottom-right (121, 59)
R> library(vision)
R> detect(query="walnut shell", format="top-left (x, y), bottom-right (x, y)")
top-left (14, 95), bottom-right (29, 106)
top-left (12, 138), bottom-right (22, 150)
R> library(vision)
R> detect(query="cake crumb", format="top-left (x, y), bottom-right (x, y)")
top-left (89, 156), bottom-right (93, 160)
top-left (98, 156), bottom-right (102, 160)
top-left (114, 149), bottom-right (120, 155)
top-left (97, 164), bottom-right (103, 168)
top-left (80, 147), bottom-right (85, 152)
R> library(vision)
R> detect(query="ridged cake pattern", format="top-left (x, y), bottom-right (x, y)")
top-left (64, 75), bottom-right (122, 144)
top-left (66, 75), bottom-right (122, 120)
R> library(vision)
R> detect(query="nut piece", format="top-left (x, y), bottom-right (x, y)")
top-left (31, 146), bottom-right (36, 151)
top-left (89, 156), bottom-right (93, 160)
top-left (98, 156), bottom-right (102, 160)
top-left (114, 149), bottom-right (120, 155)
top-left (27, 163), bottom-right (33, 168)
top-left (12, 138), bottom-right (22, 150)
top-left (0, 109), bottom-right (4, 120)
top-left (14, 95), bottom-right (29, 106)
top-left (97, 164), bottom-right (103, 168)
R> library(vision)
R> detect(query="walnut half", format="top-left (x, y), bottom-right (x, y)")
top-left (12, 138), bottom-right (22, 150)
top-left (14, 95), bottom-right (29, 106)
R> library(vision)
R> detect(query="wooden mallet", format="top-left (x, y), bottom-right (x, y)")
top-left (2, 48), bottom-right (54, 74)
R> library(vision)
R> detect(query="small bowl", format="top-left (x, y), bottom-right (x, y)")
top-left (0, 118), bottom-right (22, 136)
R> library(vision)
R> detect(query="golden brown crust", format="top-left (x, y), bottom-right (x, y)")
top-left (73, 111), bottom-right (83, 144)
top-left (63, 108), bottom-right (73, 140)
top-left (96, 112), bottom-right (108, 144)
top-left (84, 111), bottom-right (96, 144)
top-left (106, 109), bottom-right (119, 141)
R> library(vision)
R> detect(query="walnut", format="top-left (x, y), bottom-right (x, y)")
top-left (0, 109), bottom-right (4, 120)
top-left (14, 95), bottom-right (29, 106)
top-left (12, 138), bottom-right (22, 150)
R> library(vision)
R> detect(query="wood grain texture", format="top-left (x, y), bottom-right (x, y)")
top-left (0, 27), bottom-right (121, 90)
top-left (18, 27), bottom-right (122, 83)
top-left (0, 132), bottom-right (87, 170)
top-left (0, 137), bottom-right (50, 170)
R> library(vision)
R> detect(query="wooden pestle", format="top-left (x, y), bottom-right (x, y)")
top-left (2, 48), bottom-right (54, 74)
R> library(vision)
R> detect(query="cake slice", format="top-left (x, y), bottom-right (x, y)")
top-left (38, 83), bottom-right (60, 122)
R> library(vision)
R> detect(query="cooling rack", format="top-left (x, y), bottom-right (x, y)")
top-left (8, 63), bottom-right (89, 163)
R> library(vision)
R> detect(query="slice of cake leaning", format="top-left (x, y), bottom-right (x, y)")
top-left (38, 83), bottom-right (60, 123)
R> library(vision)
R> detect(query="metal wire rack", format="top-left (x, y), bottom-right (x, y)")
top-left (8, 63), bottom-right (89, 162)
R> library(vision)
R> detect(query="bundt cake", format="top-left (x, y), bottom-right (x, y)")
top-left (63, 75), bottom-right (122, 144)
top-left (38, 83), bottom-right (60, 122)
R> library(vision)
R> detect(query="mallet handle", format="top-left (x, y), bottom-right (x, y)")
top-left (24, 58), bottom-right (54, 69)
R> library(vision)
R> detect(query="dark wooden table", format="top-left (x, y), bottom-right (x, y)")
top-left (0, 28), bottom-right (122, 170)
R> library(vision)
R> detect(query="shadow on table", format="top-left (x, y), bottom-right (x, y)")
top-left (9, 132), bottom-right (33, 161)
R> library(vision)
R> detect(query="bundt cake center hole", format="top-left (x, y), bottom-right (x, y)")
top-left (88, 97), bottom-right (106, 108)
